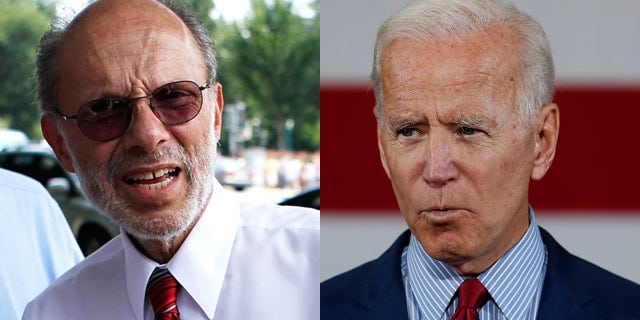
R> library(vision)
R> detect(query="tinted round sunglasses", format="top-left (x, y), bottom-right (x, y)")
top-left (53, 80), bottom-right (211, 142)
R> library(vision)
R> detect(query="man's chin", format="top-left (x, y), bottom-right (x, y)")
top-left (105, 206), bottom-right (198, 242)
top-left (124, 226), bottom-right (186, 242)
top-left (121, 215), bottom-right (195, 242)
top-left (416, 231), bottom-right (471, 260)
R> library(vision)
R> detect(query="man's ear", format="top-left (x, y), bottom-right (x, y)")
top-left (531, 103), bottom-right (560, 181)
top-left (41, 115), bottom-right (75, 173)
top-left (212, 82), bottom-right (224, 141)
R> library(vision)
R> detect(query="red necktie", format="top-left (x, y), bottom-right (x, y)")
top-left (147, 268), bottom-right (181, 320)
top-left (450, 278), bottom-right (490, 320)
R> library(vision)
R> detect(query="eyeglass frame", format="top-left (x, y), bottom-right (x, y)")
top-left (50, 80), bottom-right (212, 141)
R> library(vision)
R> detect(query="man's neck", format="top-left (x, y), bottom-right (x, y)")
top-left (129, 211), bottom-right (205, 264)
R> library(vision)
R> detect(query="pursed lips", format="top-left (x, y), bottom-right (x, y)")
top-left (420, 207), bottom-right (464, 219)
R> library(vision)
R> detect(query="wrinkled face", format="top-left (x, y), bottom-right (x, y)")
top-left (42, 0), bottom-right (223, 241)
top-left (378, 28), bottom-right (539, 274)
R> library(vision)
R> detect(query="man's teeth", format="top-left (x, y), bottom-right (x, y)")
top-left (125, 168), bottom-right (179, 190)
top-left (130, 168), bottom-right (175, 181)
top-left (145, 176), bottom-right (174, 190)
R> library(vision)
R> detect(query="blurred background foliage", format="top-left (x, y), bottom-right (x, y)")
top-left (0, 0), bottom-right (55, 137)
top-left (0, 0), bottom-right (319, 152)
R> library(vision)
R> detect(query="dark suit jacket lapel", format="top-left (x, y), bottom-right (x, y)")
top-left (354, 230), bottom-right (411, 319)
top-left (537, 227), bottom-right (600, 320)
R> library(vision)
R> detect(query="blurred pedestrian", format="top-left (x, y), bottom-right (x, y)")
top-left (0, 168), bottom-right (82, 319)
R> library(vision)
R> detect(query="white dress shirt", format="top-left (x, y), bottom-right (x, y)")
top-left (23, 181), bottom-right (319, 320)
top-left (0, 169), bottom-right (83, 320)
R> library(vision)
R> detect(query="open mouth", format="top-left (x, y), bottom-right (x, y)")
top-left (124, 167), bottom-right (181, 190)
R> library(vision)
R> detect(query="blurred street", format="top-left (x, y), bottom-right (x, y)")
top-left (222, 184), bottom-right (302, 205)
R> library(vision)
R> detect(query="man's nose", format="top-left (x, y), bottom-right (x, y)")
top-left (422, 132), bottom-right (458, 186)
top-left (120, 101), bottom-right (170, 153)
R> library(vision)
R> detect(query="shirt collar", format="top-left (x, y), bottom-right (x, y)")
top-left (477, 209), bottom-right (546, 319)
top-left (404, 207), bottom-right (546, 319)
top-left (123, 181), bottom-right (240, 320)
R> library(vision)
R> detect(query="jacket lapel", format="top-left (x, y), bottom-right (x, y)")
top-left (537, 227), bottom-right (599, 320)
top-left (354, 230), bottom-right (411, 319)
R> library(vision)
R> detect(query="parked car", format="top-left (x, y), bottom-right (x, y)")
top-left (279, 187), bottom-right (320, 210)
top-left (0, 149), bottom-right (119, 256)
top-left (215, 155), bottom-right (253, 191)
top-left (0, 129), bottom-right (28, 151)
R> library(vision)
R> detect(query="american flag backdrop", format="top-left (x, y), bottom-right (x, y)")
top-left (321, 0), bottom-right (640, 283)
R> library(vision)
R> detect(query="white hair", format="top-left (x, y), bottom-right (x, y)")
top-left (371, 0), bottom-right (554, 127)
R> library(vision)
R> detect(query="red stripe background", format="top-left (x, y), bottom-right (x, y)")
top-left (321, 85), bottom-right (640, 213)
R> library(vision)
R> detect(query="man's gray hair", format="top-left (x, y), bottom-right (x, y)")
top-left (35, 0), bottom-right (217, 113)
top-left (371, 0), bottom-right (554, 127)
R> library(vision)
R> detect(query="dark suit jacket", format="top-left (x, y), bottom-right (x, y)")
top-left (321, 228), bottom-right (640, 319)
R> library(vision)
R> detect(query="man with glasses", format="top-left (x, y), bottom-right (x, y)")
top-left (24, 0), bottom-right (319, 319)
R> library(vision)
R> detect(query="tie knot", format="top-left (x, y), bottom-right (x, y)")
top-left (457, 278), bottom-right (490, 309)
top-left (147, 268), bottom-right (180, 319)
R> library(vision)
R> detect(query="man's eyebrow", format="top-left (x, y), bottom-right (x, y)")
top-left (453, 116), bottom-right (493, 128)
top-left (388, 119), bottom-right (419, 130)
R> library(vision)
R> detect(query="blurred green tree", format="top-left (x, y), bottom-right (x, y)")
top-left (219, 0), bottom-right (319, 151)
top-left (0, 0), bottom-right (55, 138)
top-left (183, 0), bottom-right (217, 32)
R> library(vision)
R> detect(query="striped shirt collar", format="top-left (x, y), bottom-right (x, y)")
top-left (402, 207), bottom-right (547, 319)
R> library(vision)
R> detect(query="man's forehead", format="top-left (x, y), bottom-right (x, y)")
top-left (382, 26), bottom-right (520, 73)
top-left (53, 0), bottom-right (206, 106)
top-left (66, 0), bottom-right (186, 39)
top-left (382, 30), bottom-right (519, 97)
top-left (56, 0), bottom-right (197, 71)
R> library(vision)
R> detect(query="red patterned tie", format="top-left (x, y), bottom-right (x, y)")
top-left (450, 278), bottom-right (490, 320)
top-left (147, 268), bottom-right (181, 320)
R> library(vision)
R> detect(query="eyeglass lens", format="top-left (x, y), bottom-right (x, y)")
top-left (75, 81), bottom-right (205, 141)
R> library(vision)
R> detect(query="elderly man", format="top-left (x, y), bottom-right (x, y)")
top-left (321, 0), bottom-right (640, 319)
top-left (24, 0), bottom-right (319, 319)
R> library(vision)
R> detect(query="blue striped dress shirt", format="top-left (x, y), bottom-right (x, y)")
top-left (401, 209), bottom-right (547, 320)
